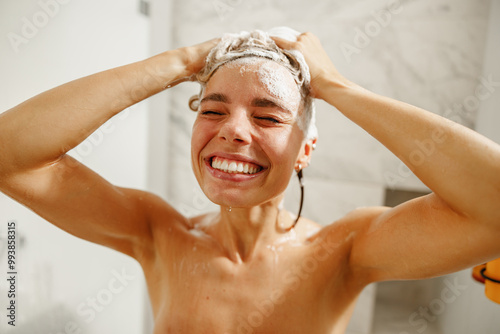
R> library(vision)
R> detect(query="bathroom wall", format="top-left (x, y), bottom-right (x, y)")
top-left (437, 2), bottom-right (500, 334)
top-left (0, 0), bottom-right (149, 333)
top-left (372, 2), bottom-right (500, 333)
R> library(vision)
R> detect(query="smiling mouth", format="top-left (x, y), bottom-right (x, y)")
top-left (210, 156), bottom-right (263, 175)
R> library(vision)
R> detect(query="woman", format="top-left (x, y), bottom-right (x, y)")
top-left (0, 29), bottom-right (499, 333)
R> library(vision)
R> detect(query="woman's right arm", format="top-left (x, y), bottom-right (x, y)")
top-left (0, 39), bottom-right (217, 259)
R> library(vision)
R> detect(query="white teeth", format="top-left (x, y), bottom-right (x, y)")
top-left (211, 157), bottom-right (260, 175)
top-left (221, 160), bottom-right (229, 171)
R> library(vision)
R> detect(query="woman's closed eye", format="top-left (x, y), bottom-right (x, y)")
top-left (200, 110), bottom-right (224, 117)
top-left (199, 110), bottom-right (283, 125)
top-left (255, 116), bottom-right (280, 124)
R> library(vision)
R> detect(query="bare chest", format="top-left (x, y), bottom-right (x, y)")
top-left (145, 236), bottom-right (355, 334)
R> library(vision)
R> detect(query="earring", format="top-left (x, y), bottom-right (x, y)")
top-left (289, 165), bottom-right (304, 230)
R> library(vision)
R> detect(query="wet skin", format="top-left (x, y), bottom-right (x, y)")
top-left (2, 33), bottom-right (500, 334)
top-left (143, 211), bottom-right (365, 334)
top-left (140, 61), bottom-right (365, 334)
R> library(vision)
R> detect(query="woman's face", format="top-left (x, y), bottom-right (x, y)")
top-left (191, 58), bottom-right (309, 208)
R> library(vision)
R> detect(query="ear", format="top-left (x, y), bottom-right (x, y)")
top-left (295, 137), bottom-right (317, 170)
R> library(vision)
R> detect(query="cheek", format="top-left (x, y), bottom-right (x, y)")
top-left (259, 128), bottom-right (303, 168)
top-left (191, 120), bottom-right (212, 162)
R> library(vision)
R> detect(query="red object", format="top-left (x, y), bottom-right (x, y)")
top-left (472, 263), bottom-right (486, 284)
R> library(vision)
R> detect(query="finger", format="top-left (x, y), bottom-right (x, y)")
top-left (270, 36), bottom-right (296, 50)
top-left (196, 37), bottom-right (220, 52)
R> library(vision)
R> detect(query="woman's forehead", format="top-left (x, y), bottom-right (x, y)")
top-left (204, 58), bottom-right (301, 113)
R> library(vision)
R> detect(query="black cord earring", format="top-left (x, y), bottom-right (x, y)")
top-left (289, 166), bottom-right (304, 230)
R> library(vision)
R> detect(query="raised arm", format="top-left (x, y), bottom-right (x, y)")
top-left (0, 39), bottom-right (217, 259)
top-left (274, 33), bottom-right (500, 282)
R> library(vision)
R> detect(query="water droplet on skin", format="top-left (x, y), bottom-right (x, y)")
top-left (227, 206), bottom-right (232, 212)
top-left (267, 245), bottom-right (279, 266)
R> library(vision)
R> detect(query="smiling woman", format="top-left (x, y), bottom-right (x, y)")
top-left (191, 54), bottom-right (312, 213)
top-left (188, 29), bottom-right (318, 228)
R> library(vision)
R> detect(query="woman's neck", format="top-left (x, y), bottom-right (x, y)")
top-left (214, 199), bottom-right (295, 262)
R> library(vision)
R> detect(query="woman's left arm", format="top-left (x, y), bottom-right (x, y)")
top-left (274, 33), bottom-right (500, 281)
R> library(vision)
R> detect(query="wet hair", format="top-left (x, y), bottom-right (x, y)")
top-left (189, 29), bottom-right (318, 140)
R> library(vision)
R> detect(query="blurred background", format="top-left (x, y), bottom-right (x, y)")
top-left (0, 0), bottom-right (499, 333)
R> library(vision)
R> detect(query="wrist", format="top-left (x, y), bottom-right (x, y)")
top-left (143, 49), bottom-right (193, 89)
top-left (312, 71), bottom-right (358, 102)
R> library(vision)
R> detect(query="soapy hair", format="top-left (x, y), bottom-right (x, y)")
top-left (189, 29), bottom-right (318, 140)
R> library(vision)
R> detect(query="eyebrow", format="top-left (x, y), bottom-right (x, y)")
top-left (252, 98), bottom-right (293, 115)
top-left (200, 93), bottom-right (230, 104)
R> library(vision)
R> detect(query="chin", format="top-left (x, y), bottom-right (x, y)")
top-left (200, 184), bottom-right (255, 207)
top-left (205, 191), bottom-right (253, 208)
top-left (203, 185), bottom-right (284, 210)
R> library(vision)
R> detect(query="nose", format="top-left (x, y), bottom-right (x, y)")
top-left (218, 109), bottom-right (252, 145)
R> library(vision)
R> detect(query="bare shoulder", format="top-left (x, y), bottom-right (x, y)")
top-left (287, 208), bottom-right (391, 293)
top-left (146, 192), bottom-right (191, 234)
top-left (128, 189), bottom-right (190, 260)
top-left (302, 207), bottom-right (391, 285)
top-left (293, 216), bottom-right (323, 242)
